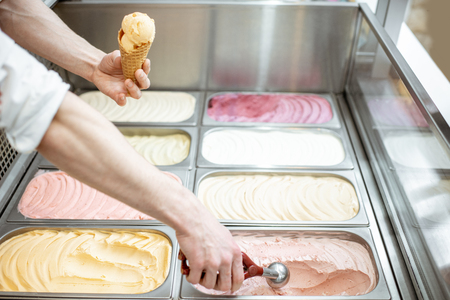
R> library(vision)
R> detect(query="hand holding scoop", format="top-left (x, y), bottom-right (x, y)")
top-left (178, 250), bottom-right (290, 289)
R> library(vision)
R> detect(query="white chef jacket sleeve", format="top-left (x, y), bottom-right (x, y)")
top-left (0, 29), bottom-right (70, 153)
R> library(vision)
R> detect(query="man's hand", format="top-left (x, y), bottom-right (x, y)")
top-left (176, 214), bottom-right (244, 292)
top-left (91, 50), bottom-right (150, 106)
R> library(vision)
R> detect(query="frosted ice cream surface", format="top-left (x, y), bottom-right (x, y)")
top-left (198, 175), bottom-right (359, 221)
top-left (0, 229), bottom-right (171, 293)
top-left (195, 234), bottom-right (377, 296)
top-left (207, 93), bottom-right (333, 124)
top-left (121, 12), bottom-right (155, 52)
top-left (80, 91), bottom-right (195, 122)
top-left (18, 171), bottom-right (181, 220)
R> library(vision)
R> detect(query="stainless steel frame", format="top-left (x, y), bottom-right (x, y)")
top-left (193, 168), bottom-right (369, 226)
top-left (0, 224), bottom-right (178, 299)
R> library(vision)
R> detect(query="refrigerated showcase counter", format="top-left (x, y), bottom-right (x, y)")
top-left (0, 1), bottom-right (448, 299)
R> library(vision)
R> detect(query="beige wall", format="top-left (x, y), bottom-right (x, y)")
top-left (407, 0), bottom-right (450, 81)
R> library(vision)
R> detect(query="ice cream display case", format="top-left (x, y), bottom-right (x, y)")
top-left (1, 1), bottom-right (450, 299)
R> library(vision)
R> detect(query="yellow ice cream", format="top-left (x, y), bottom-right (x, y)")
top-left (121, 12), bottom-right (155, 52)
top-left (125, 133), bottom-right (190, 165)
top-left (0, 229), bottom-right (171, 294)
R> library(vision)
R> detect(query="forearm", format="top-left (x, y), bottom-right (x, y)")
top-left (36, 92), bottom-right (205, 235)
top-left (0, 0), bottom-right (104, 82)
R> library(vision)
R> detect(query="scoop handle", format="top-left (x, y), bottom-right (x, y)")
top-left (178, 250), bottom-right (264, 279)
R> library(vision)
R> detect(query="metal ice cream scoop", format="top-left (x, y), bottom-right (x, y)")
top-left (241, 252), bottom-right (290, 288)
top-left (178, 250), bottom-right (290, 289)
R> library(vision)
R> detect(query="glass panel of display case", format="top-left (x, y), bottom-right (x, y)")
top-left (348, 14), bottom-right (450, 300)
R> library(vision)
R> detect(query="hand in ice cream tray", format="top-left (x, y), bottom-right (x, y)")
top-left (178, 250), bottom-right (290, 289)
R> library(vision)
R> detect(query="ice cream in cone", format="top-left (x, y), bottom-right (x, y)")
top-left (118, 12), bottom-right (155, 83)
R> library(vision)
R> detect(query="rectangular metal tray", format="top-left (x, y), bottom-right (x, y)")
top-left (5, 165), bottom-right (189, 224)
top-left (37, 127), bottom-right (198, 170)
top-left (178, 227), bottom-right (390, 300)
top-left (76, 89), bottom-right (204, 127)
top-left (196, 127), bottom-right (355, 170)
top-left (201, 92), bottom-right (342, 128)
top-left (193, 168), bottom-right (369, 226)
top-left (0, 224), bottom-right (177, 299)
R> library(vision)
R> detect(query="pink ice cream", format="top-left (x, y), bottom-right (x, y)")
top-left (18, 171), bottom-right (182, 220)
top-left (207, 93), bottom-right (333, 124)
top-left (367, 97), bottom-right (428, 127)
top-left (195, 233), bottom-right (377, 296)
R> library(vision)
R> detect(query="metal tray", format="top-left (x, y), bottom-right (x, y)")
top-left (197, 127), bottom-right (354, 170)
top-left (5, 165), bottom-right (189, 224)
top-left (118, 127), bottom-right (197, 169)
top-left (77, 89), bottom-right (203, 127)
top-left (178, 227), bottom-right (390, 300)
top-left (201, 92), bottom-right (342, 128)
top-left (0, 224), bottom-right (177, 299)
top-left (193, 168), bottom-right (369, 226)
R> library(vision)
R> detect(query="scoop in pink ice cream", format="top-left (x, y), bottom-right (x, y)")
top-left (18, 171), bottom-right (181, 220)
top-left (207, 93), bottom-right (333, 124)
top-left (195, 234), bottom-right (377, 296)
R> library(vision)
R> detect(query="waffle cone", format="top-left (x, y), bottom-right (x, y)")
top-left (118, 29), bottom-right (152, 83)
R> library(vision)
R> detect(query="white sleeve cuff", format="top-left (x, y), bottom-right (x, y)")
top-left (0, 30), bottom-right (70, 153)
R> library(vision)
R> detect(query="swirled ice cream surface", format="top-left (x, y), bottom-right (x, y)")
top-left (201, 129), bottom-right (345, 166)
top-left (195, 233), bottom-right (377, 296)
top-left (18, 171), bottom-right (181, 220)
top-left (384, 131), bottom-right (450, 168)
top-left (125, 133), bottom-right (190, 165)
top-left (198, 175), bottom-right (359, 221)
top-left (207, 93), bottom-right (333, 124)
top-left (0, 229), bottom-right (171, 293)
top-left (80, 91), bottom-right (195, 122)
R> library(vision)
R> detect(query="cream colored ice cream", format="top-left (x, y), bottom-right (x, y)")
top-left (196, 233), bottom-right (377, 296)
top-left (125, 133), bottom-right (190, 165)
top-left (80, 91), bottom-right (195, 122)
top-left (0, 229), bottom-right (171, 294)
top-left (384, 131), bottom-right (450, 168)
top-left (121, 12), bottom-right (155, 52)
top-left (198, 175), bottom-right (359, 221)
top-left (201, 129), bottom-right (345, 166)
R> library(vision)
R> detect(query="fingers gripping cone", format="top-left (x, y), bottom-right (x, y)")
top-left (118, 29), bottom-right (152, 83)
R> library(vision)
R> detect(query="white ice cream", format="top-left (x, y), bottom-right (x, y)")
top-left (80, 91), bottom-right (195, 122)
top-left (201, 129), bottom-right (345, 166)
top-left (198, 174), bottom-right (359, 221)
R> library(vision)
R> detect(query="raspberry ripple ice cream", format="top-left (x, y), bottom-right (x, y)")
top-left (201, 129), bottom-right (345, 166)
top-left (198, 175), bottom-right (359, 221)
top-left (207, 93), bottom-right (333, 124)
top-left (0, 229), bottom-right (171, 293)
top-left (18, 171), bottom-right (181, 220)
top-left (80, 91), bottom-right (195, 122)
top-left (195, 233), bottom-right (377, 296)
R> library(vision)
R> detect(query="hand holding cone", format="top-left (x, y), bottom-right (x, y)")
top-left (118, 12), bottom-right (155, 83)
